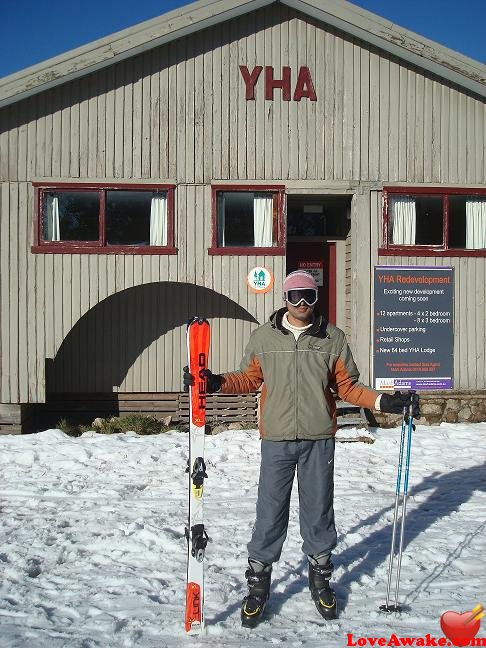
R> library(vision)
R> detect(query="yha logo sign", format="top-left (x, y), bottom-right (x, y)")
top-left (239, 65), bottom-right (317, 102)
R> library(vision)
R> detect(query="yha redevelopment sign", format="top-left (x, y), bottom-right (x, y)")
top-left (373, 266), bottom-right (454, 391)
top-left (239, 66), bottom-right (317, 101)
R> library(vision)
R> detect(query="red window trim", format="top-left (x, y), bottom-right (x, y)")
top-left (32, 182), bottom-right (177, 255)
top-left (209, 184), bottom-right (286, 256)
top-left (380, 186), bottom-right (486, 258)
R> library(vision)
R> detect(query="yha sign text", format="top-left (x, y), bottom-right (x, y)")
top-left (239, 65), bottom-right (317, 101)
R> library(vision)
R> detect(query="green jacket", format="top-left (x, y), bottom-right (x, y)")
top-left (221, 308), bottom-right (379, 440)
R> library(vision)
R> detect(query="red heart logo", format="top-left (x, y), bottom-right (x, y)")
top-left (440, 611), bottom-right (481, 647)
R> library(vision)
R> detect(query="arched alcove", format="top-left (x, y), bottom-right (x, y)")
top-left (46, 282), bottom-right (258, 394)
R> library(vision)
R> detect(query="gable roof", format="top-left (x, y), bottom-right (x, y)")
top-left (0, 0), bottom-right (485, 108)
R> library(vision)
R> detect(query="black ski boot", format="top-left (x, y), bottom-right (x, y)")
top-left (308, 554), bottom-right (337, 620)
top-left (241, 559), bottom-right (272, 628)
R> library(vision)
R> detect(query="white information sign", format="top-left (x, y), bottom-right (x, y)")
top-left (298, 261), bottom-right (324, 287)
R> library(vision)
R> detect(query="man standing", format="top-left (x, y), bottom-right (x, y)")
top-left (184, 270), bottom-right (419, 626)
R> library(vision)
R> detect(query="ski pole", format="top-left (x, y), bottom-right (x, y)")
top-left (392, 396), bottom-right (415, 609)
top-left (380, 405), bottom-right (407, 612)
top-left (380, 391), bottom-right (416, 613)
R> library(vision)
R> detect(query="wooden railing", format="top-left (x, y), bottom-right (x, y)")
top-left (44, 392), bottom-right (259, 424)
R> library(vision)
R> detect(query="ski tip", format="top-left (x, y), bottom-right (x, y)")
top-left (187, 316), bottom-right (209, 328)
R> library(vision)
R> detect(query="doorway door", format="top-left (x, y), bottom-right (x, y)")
top-left (286, 195), bottom-right (351, 325)
top-left (286, 242), bottom-right (336, 321)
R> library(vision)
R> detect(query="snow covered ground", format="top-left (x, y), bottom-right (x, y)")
top-left (1, 423), bottom-right (485, 648)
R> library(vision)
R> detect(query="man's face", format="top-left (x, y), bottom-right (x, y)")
top-left (285, 299), bottom-right (315, 324)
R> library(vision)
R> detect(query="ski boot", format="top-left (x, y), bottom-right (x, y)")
top-left (241, 559), bottom-right (272, 628)
top-left (308, 554), bottom-right (337, 620)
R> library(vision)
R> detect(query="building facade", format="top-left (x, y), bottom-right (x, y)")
top-left (0, 0), bottom-right (485, 429)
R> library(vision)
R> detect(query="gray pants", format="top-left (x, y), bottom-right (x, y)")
top-left (248, 438), bottom-right (337, 565)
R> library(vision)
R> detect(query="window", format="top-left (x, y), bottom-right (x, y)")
top-left (382, 188), bottom-right (486, 256)
top-left (287, 195), bottom-right (351, 239)
top-left (209, 185), bottom-right (285, 255)
top-left (33, 183), bottom-right (176, 254)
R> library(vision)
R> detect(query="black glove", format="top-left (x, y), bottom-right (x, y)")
top-left (183, 366), bottom-right (222, 394)
top-left (183, 366), bottom-right (194, 392)
top-left (380, 391), bottom-right (420, 417)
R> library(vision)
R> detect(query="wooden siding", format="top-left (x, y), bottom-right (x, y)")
top-left (0, 4), bottom-right (485, 403)
top-left (369, 190), bottom-right (486, 391)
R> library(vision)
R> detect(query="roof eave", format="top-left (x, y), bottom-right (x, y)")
top-left (0, 0), bottom-right (484, 109)
top-left (289, 0), bottom-right (486, 98)
top-left (0, 0), bottom-right (269, 109)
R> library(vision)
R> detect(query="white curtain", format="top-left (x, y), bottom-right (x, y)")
top-left (218, 193), bottom-right (226, 246)
top-left (150, 194), bottom-right (167, 246)
top-left (390, 196), bottom-right (416, 245)
top-left (466, 199), bottom-right (486, 249)
top-left (45, 194), bottom-right (60, 241)
top-left (254, 193), bottom-right (273, 247)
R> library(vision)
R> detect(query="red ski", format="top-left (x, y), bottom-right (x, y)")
top-left (184, 317), bottom-right (210, 634)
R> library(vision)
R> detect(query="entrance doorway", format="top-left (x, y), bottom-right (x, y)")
top-left (286, 195), bottom-right (351, 324)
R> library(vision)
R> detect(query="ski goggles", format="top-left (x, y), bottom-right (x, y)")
top-left (284, 288), bottom-right (318, 307)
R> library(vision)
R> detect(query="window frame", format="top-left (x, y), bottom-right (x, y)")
top-left (380, 186), bottom-right (486, 257)
top-left (209, 184), bottom-right (286, 255)
top-left (32, 182), bottom-right (177, 254)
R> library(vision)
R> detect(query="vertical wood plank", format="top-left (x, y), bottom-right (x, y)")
top-left (415, 74), bottom-right (425, 182)
top-left (69, 80), bottom-right (81, 178)
top-left (0, 109), bottom-right (10, 181)
top-left (150, 48), bottom-right (161, 180)
top-left (0, 184), bottom-right (11, 400)
top-left (158, 45), bottom-right (169, 181)
top-left (378, 56), bottom-right (389, 180)
top-left (352, 43), bottom-right (361, 181)
top-left (97, 71), bottom-right (107, 178)
top-left (113, 64), bottom-right (125, 179)
top-left (194, 36), bottom-right (205, 184)
top-left (8, 106), bottom-right (19, 181)
top-left (60, 84), bottom-right (71, 178)
top-left (287, 14), bottom-right (298, 179)
top-left (141, 53), bottom-right (152, 179)
top-left (176, 39), bottom-right (187, 184)
top-left (79, 79), bottom-right (89, 178)
top-left (9, 184), bottom-right (20, 400)
top-left (306, 20), bottom-right (317, 180)
top-left (280, 6), bottom-right (290, 180)
top-left (359, 48), bottom-right (369, 181)
top-left (26, 104), bottom-right (37, 181)
top-left (185, 39), bottom-right (196, 184)
top-left (132, 57), bottom-right (143, 179)
top-left (43, 254), bottom-right (55, 392)
top-left (229, 15), bottom-right (240, 180)
top-left (333, 35), bottom-right (344, 180)
top-left (17, 102), bottom-right (27, 182)
top-left (34, 251), bottom-right (45, 401)
top-left (457, 92), bottom-right (467, 184)
top-left (368, 52), bottom-right (380, 181)
top-left (406, 70), bottom-right (416, 182)
top-left (123, 62), bottom-right (134, 179)
top-left (297, 17), bottom-right (308, 179)
top-left (448, 88), bottom-right (458, 184)
top-left (203, 26), bottom-right (214, 183)
top-left (423, 77), bottom-right (433, 182)
top-left (431, 81), bottom-right (441, 182)
top-left (440, 85), bottom-right (450, 183)
top-left (104, 67), bottom-right (115, 179)
top-left (87, 73), bottom-right (99, 179)
top-left (254, 10), bottom-right (265, 179)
